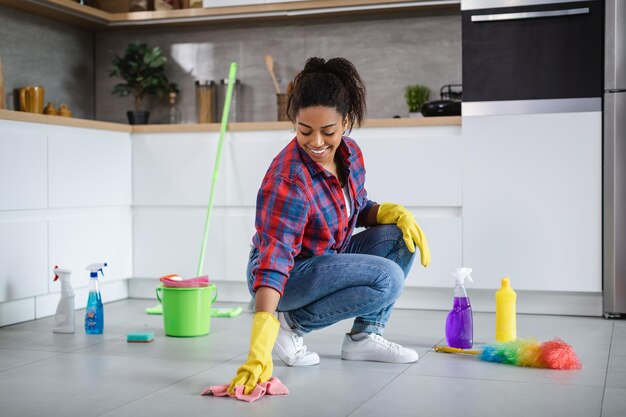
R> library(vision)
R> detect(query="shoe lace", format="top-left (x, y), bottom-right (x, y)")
top-left (370, 334), bottom-right (401, 353)
top-left (292, 334), bottom-right (309, 358)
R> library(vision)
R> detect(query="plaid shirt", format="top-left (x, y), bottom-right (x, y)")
top-left (251, 136), bottom-right (376, 295)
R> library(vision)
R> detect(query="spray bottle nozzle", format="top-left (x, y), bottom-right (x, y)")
top-left (452, 267), bottom-right (473, 285)
top-left (86, 262), bottom-right (108, 278)
top-left (53, 265), bottom-right (72, 282)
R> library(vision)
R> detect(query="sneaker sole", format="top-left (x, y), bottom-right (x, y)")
top-left (341, 351), bottom-right (418, 363)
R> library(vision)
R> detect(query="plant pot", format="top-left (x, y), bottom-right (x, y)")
top-left (127, 111), bottom-right (150, 125)
top-left (409, 112), bottom-right (424, 118)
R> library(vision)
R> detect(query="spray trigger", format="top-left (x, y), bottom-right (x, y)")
top-left (54, 265), bottom-right (59, 281)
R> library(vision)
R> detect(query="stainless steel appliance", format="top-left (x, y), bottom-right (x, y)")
top-left (462, 0), bottom-right (604, 115)
top-left (603, 0), bottom-right (626, 318)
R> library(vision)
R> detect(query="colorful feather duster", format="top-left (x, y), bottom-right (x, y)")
top-left (434, 338), bottom-right (582, 370)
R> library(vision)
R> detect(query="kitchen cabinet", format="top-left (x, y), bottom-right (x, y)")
top-left (132, 124), bottom-right (463, 289)
top-left (463, 112), bottom-right (602, 292)
top-left (0, 0), bottom-right (460, 29)
top-left (0, 129), bottom-right (47, 211)
top-left (356, 125), bottom-right (463, 287)
top-left (0, 118), bottom-right (133, 324)
top-left (48, 130), bottom-right (131, 208)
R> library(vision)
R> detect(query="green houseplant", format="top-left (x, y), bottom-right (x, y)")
top-left (110, 42), bottom-right (178, 124)
top-left (404, 84), bottom-right (430, 117)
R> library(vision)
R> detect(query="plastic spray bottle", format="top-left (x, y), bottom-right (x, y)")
top-left (52, 266), bottom-right (75, 334)
top-left (445, 267), bottom-right (474, 349)
top-left (495, 276), bottom-right (516, 342)
top-left (85, 262), bottom-right (107, 334)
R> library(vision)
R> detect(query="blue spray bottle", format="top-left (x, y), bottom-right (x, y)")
top-left (85, 262), bottom-right (107, 334)
top-left (445, 267), bottom-right (473, 349)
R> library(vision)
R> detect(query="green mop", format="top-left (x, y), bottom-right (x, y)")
top-left (146, 62), bottom-right (242, 318)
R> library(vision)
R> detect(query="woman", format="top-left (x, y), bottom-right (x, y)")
top-left (229, 57), bottom-right (430, 394)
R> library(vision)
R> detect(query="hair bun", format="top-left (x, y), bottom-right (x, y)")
top-left (303, 57), bottom-right (328, 74)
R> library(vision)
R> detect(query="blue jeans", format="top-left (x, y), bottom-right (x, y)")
top-left (247, 225), bottom-right (415, 336)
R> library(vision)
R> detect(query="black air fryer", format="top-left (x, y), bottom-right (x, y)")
top-left (421, 84), bottom-right (462, 117)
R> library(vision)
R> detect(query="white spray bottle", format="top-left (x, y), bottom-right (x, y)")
top-left (52, 266), bottom-right (75, 334)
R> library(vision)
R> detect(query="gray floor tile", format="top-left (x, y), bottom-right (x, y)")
top-left (0, 348), bottom-right (60, 372)
top-left (99, 357), bottom-right (398, 417)
top-left (602, 388), bottom-right (626, 417)
top-left (0, 351), bottom-right (219, 417)
top-left (0, 326), bottom-right (112, 353)
top-left (606, 368), bottom-right (626, 389)
top-left (349, 373), bottom-right (604, 417)
top-left (0, 300), bottom-right (615, 417)
top-left (612, 319), bottom-right (626, 328)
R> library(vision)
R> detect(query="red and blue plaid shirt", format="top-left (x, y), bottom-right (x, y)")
top-left (251, 136), bottom-right (376, 295)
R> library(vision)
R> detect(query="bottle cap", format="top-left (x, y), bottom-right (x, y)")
top-left (501, 277), bottom-right (510, 287)
top-left (452, 267), bottom-right (473, 285)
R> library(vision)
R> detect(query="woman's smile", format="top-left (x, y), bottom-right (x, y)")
top-left (296, 106), bottom-right (347, 169)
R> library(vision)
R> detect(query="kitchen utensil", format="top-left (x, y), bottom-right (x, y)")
top-left (44, 102), bottom-right (58, 115)
top-left (196, 80), bottom-right (216, 123)
top-left (18, 86), bottom-right (45, 113)
top-left (264, 55), bottom-right (281, 94)
top-left (59, 103), bottom-right (72, 117)
top-left (276, 93), bottom-right (289, 121)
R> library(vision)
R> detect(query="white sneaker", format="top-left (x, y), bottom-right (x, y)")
top-left (273, 312), bottom-right (320, 367)
top-left (341, 333), bottom-right (419, 363)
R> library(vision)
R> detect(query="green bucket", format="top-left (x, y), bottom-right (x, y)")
top-left (156, 284), bottom-right (217, 337)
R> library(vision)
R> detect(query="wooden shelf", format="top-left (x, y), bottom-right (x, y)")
top-left (0, 0), bottom-right (460, 29)
top-left (0, 109), bottom-right (461, 132)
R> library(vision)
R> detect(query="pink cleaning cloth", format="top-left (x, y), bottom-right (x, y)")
top-left (201, 377), bottom-right (289, 402)
top-left (160, 274), bottom-right (209, 288)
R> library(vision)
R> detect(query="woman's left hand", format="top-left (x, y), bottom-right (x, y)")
top-left (376, 202), bottom-right (431, 267)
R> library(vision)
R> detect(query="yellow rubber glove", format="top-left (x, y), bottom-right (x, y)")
top-left (377, 202), bottom-right (431, 267)
top-left (227, 311), bottom-right (279, 395)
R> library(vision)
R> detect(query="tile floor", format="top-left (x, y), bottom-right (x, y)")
top-left (0, 299), bottom-right (624, 417)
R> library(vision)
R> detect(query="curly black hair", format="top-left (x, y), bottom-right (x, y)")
top-left (286, 57), bottom-right (366, 133)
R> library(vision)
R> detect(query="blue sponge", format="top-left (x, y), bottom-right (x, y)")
top-left (127, 331), bottom-right (154, 343)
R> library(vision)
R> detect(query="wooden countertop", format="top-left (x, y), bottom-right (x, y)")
top-left (0, 109), bottom-right (461, 133)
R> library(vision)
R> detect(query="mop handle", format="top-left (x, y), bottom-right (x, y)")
top-left (197, 62), bottom-right (238, 276)
top-left (434, 345), bottom-right (481, 355)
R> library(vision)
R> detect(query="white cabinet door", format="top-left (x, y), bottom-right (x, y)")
top-left (0, 220), bottom-right (48, 302)
top-left (0, 129), bottom-right (47, 211)
top-left (463, 112), bottom-right (602, 292)
top-left (48, 129), bottom-right (131, 208)
top-left (48, 209), bottom-right (133, 288)
top-left (356, 126), bottom-right (462, 206)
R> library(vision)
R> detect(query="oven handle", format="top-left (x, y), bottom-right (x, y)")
top-left (471, 7), bottom-right (589, 22)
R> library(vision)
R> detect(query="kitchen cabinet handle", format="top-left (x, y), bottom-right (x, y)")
top-left (471, 7), bottom-right (589, 22)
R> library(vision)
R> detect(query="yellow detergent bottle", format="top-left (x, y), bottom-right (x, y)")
top-left (495, 277), bottom-right (516, 342)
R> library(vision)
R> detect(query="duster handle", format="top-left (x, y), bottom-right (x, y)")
top-left (434, 345), bottom-right (481, 355)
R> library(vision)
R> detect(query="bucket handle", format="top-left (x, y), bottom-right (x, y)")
top-left (156, 286), bottom-right (162, 304)
top-left (209, 283), bottom-right (218, 303)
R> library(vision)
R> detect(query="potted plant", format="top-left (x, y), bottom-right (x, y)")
top-left (110, 42), bottom-right (178, 124)
top-left (404, 84), bottom-right (430, 117)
